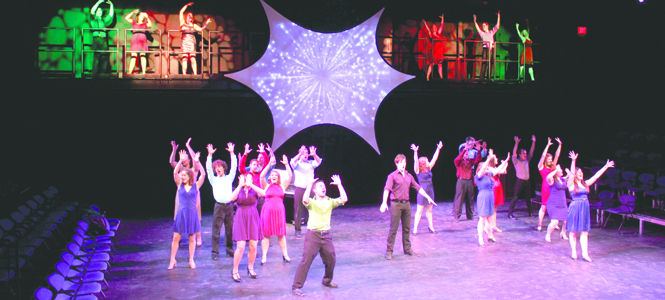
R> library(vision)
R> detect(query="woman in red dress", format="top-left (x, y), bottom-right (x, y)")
top-left (537, 137), bottom-right (562, 231)
top-left (419, 14), bottom-right (446, 81)
top-left (516, 23), bottom-right (535, 81)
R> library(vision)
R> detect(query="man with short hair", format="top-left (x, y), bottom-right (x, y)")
top-left (453, 137), bottom-right (486, 221)
top-left (507, 135), bottom-right (536, 219)
top-left (206, 142), bottom-right (237, 260)
top-left (290, 145), bottom-right (323, 236)
top-left (380, 154), bottom-right (435, 260)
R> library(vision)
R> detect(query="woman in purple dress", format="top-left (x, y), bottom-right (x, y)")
top-left (566, 151), bottom-right (614, 262)
top-left (168, 152), bottom-right (205, 270)
top-left (410, 141), bottom-right (443, 234)
top-left (544, 165), bottom-right (568, 242)
top-left (475, 150), bottom-right (509, 246)
top-left (230, 173), bottom-right (264, 282)
top-left (259, 146), bottom-right (293, 264)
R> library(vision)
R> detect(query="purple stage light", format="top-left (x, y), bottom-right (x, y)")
top-left (226, 0), bottom-right (414, 153)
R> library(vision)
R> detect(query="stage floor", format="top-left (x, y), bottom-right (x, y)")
top-left (107, 202), bottom-right (665, 299)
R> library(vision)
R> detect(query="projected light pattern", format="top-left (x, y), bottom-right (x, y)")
top-left (226, 0), bottom-right (413, 153)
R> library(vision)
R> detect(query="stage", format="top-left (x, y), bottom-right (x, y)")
top-left (106, 202), bottom-right (665, 299)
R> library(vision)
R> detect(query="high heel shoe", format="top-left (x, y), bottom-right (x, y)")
top-left (488, 236), bottom-right (497, 243)
top-left (581, 255), bottom-right (592, 263)
top-left (428, 227), bottom-right (436, 234)
top-left (283, 255), bottom-right (291, 263)
top-left (232, 271), bottom-right (241, 282)
top-left (247, 267), bottom-right (258, 279)
top-left (261, 258), bottom-right (267, 265)
top-left (167, 261), bottom-right (176, 270)
top-left (494, 227), bottom-right (503, 233)
top-left (560, 233), bottom-right (569, 240)
top-left (537, 225), bottom-right (542, 232)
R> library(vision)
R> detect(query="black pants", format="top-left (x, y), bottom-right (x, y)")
top-left (480, 46), bottom-right (495, 80)
top-left (292, 230), bottom-right (335, 289)
top-left (386, 201), bottom-right (411, 253)
top-left (211, 202), bottom-right (234, 255)
top-left (508, 179), bottom-right (532, 216)
top-left (92, 36), bottom-right (110, 75)
top-left (294, 187), bottom-right (309, 232)
top-left (453, 178), bottom-right (475, 220)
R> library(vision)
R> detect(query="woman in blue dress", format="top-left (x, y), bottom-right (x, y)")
top-left (169, 151), bottom-right (205, 270)
top-left (475, 150), bottom-right (509, 246)
top-left (411, 141), bottom-right (443, 234)
top-left (545, 164), bottom-right (568, 242)
top-left (566, 151), bottom-right (614, 262)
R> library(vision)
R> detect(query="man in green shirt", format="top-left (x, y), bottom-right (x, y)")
top-left (291, 175), bottom-right (348, 297)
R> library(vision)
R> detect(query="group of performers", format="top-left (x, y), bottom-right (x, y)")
top-left (420, 12), bottom-right (535, 81)
top-left (166, 135), bottom-right (613, 296)
top-left (89, 1), bottom-right (211, 75)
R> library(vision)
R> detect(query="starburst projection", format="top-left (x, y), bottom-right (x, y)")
top-left (226, 0), bottom-right (413, 153)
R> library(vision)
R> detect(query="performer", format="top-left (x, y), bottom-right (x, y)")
top-left (473, 12), bottom-right (500, 80)
top-left (507, 135), bottom-right (536, 219)
top-left (453, 137), bottom-right (486, 221)
top-left (421, 14), bottom-right (446, 81)
top-left (536, 137), bottom-right (562, 231)
top-left (124, 9), bottom-right (152, 75)
top-left (239, 143), bottom-right (270, 212)
top-left (290, 145), bottom-right (323, 236)
top-left (90, 0), bottom-right (114, 76)
top-left (380, 154), bottom-right (435, 260)
top-left (566, 151), bottom-right (614, 262)
top-left (411, 141), bottom-right (443, 234)
top-left (168, 151), bottom-right (205, 270)
top-left (179, 2), bottom-right (211, 75)
top-left (291, 175), bottom-right (348, 297)
top-left (170, 139), bottom-right (203, 246)
top-left (516, 23), bottom-right (535, 81)
top-left (184, 138), bottom-right (204, 246)
top-left (475, 150), bottom-right (509, 246)
top-left (230, 173), bottom-right (265, 282)
top-left (259, 146), bottom-right (293, 264)
top-left (545, 165), bottom-right (568, 242)
top-left (489, 153), bottom-right (509, 232)
top-left (206, 142), bottom-right (237, 260)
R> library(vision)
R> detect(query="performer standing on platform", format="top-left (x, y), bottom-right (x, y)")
top-left (536, 137), bottom-right (562, 231)
top-left (475, 150), bottom-right (509, 246)
top-left (179, 2), bottom-right (211, 75)
top-left (411, 141), bottom-right (443, 234)
top-left (516, 23), bottom-right (535, 81)
top-left (259, 145), bottom-right (293, 264)
top-left (124, 9), bottom-right (152, 75)
top-left (291, 145), bottom-right (323, 236)
top-left (453, 137), bottom-right (486, 222)
top-left (206, 142), bottom-right (237, 260)
top-left (489, 152), bottom-right (509, 232)
top-left (422, 14), bottom-right (446, 81)
top-left (239, 143), bottom-right (270, 212)
top-left (168, 151), bottom-right (205, 270)
top-left (507, 135), bottom-right (536, 219)
top-left (380, 154), bottom-right (435, 260)
top-left (90, 0), bottom-right (115, 76)
top-left (291, 175), bottom-right (348, 297)
top-left (230, 173), bottom-right (265, 282)
top-left (473, 12), bottom-right (500, 80)
top-left (545, 165), bottom-right (568, 242)
top-left (566, 151), bottom-right (614, 262)
top-left (170, 139), bottom-right (203, 246)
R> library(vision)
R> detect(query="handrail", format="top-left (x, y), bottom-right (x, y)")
top-left (36, 27), bottom-right (77, 78)
top-left (166, 29), bottom-right (206, 78)
top-left (123, 28), bottom-right (163, 78)
top-left (80, 27), bottom-right (121, 78)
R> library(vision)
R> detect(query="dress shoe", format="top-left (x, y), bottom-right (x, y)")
top-left (283, 255), bottom-right (291, 263)
top-left (292, 288), bottom-right (305, 296)
top-left (211, 253), bottom-right (218, 261)
top-left (385, 252), bottom-right (393, 260)
top-left (428, 227), bottom-right (436, 234)
top-left (404, 250), bottom-right (415, 256)
top-left (232, 272), bottom-right (241, 282)
top-left (322, 282), bottom-right (339, 288)
top-left (247, 267), bottom-right (258, 279)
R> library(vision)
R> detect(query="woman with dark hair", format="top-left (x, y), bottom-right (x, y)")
top-left (411, 141), bottom-right (443, 234)
top-left (230, 173), bottom-right (264, 282)
top-left (516, 23), bottom-right (535, 81)
top-left (168, 151), bottom-right (205, 270)
top-left (421, 14), bottom-right (446, 81)
top-left (545, 164), bottom-right (568, 242)
top-left (179, 2), bottom-right (211, 75)
top-left (566, 151), bottom-right (614, 261)
top-left (537, 137), bottom-right (562, 231)
top-left (124, 9), bottom-right (152, 75)
top-left (259, 146), bottom-right (293, 264)
top-left (475, 150), bottom-right (509, 246)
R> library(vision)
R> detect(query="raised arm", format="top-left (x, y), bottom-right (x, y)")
top-left (103, 0), bottom-right (114, 24)
top-left (585, 159), bottom-right (615, 187)
top-left (567, 151), bottom-right (578, 189)
top-left (538, 137), bottom-right (553, 170)
top-left (476, 151), bottom-right (493, 177)
top-left (331, 175), bottom-right (348, 204)
top-left (512, 136), bottom-right (520, 159)
top-left (472, 14), bottom-right (481, 32)
top-left (309, 146), bottom-right (322, 165)
top-left (230, 176), bottom-right (245, 201)
top-left (195, 153), bottom-right (206, 189)
top-left (437, 14), bottom-right (444, 35)
top-left (124, 9), bottom-right (138, 24)
top-left (179, 2), bottom-right (193, 26)
top-left (528, 135), bottom-right (536, 160)
top-left (421, 19), bottom-right (432, 37)
top-left (239, 143), bottom-right (251, 174)
top-left (193, 17), bottom-right (212, 32)
top-left (185, 138), bottom-right (199, 173)
top-left (454, 148), bottom-right (466, 167)
top-left (495, 153), bottom-right (511, 175)
top-left (429, 141), bottom-right (444, 169)
top-left (553, 138), bottom-right (562, 166)
top-left (173, 159), bottom-right (183, 186)
top-left (280, 155), bottom-right (293, 191)
top-left (91, 0), bottom-right (104, 16)
top-left (411, 144), bottom-right (420, 174)
top-left (302, 178), bottom-right (316, 207)
top-left (546, 165), bottom-right (559, 185)
top-left (515, 23), bottom-right (526, 42)
top-left (205, 144), bottom-right (216, 184)
top-left (226, 142), bottom-right (237, 178)
top-left (259, 149), bottom-right (276, 189)
top-left (494, 11), bottom-right (501, 31)
top-left (169, 140), bottom-right (178, 168)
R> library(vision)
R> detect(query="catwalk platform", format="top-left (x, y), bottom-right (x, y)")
top-left (107, 202), bottom-right (665, 299)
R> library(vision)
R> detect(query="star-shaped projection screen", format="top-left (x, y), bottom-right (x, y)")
top-left (226, 0), bottom-right (414, 153)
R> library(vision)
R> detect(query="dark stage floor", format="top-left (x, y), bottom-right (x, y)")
top-left (107, 202), bottom-right (665, 299)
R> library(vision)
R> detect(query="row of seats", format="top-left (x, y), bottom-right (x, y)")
top-left (33, 213), bottom-right (119, 300)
